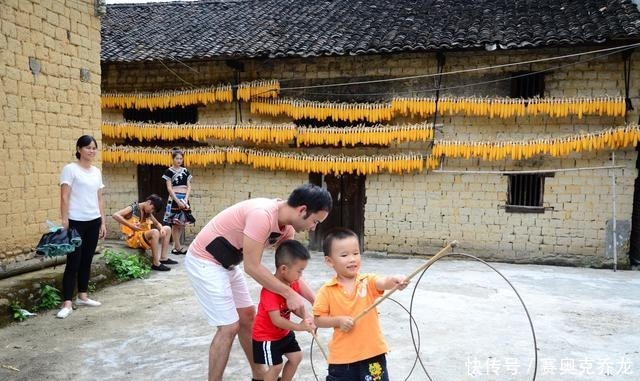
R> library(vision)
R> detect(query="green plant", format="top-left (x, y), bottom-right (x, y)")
top-left (10, 302), bottom-right (27, 322)
top-left (37, 285), bottom-right (61, 311)
top-left (87, 281), bottom-right (97, 293)
top-left (103, 249), bottom-right (151, 280)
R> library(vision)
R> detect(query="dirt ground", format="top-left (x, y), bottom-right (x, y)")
top-left (0, 247), bottom-right (639, 381)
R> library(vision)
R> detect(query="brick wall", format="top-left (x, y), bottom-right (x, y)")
top-left (101, 47), bottom-right (639, 267)
top-left (1, 0), bottom-right (102, 264)
top-left (101, 163), bottom-right (308, 243)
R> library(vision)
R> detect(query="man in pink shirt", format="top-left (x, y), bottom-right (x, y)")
top-left (185, 184), bottom-right (332, 381)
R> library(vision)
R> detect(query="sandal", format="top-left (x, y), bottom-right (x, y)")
top-left (171, 248), bottom-right (187, 255)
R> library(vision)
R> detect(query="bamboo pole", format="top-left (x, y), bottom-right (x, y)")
top-left (311, 331), bottom-right (329, 362)
top-left (352, 240), bottom-right (458, 323)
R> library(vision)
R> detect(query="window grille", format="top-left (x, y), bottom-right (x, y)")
top-left (506, 173), bottom-right (550, 213)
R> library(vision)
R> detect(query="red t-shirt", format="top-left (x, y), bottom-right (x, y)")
top-left (252, 280), bottom-right (302, 341)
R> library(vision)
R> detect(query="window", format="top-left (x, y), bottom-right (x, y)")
top-left (505, 173), bottom-right (552, 213)
top-left (510, 72), bottom-right (545, 99)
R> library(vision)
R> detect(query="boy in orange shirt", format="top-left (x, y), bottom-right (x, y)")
top-left (252, 240), bottom-right (316, 381)
top-left (313, 228), bottom-right (409, 381)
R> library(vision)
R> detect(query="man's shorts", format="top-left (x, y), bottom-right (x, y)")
top-left (125, 230), bottom-right (151, 250)
top-left (184, 253), bottom-right (253, 326)
top-left (252, 331), bottom-right (301, 366)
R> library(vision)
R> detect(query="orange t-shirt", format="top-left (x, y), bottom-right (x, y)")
top-left (313, 273), bottom-right (388, 364)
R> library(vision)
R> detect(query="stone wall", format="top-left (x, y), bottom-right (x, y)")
top-left (101, 46), bottom-right (639, 267)
top-left (1, 0), bottom-right (102, 264)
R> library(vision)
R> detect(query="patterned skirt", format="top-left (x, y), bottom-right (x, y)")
top-left (162, 192), bottom-right (195, 226)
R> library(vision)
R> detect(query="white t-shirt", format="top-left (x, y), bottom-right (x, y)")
top-left (60, 162), bottom-right (105, 221)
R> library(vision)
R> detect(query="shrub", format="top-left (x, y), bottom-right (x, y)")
top-left (37, 284), bottom-right (61, 311)
top-left (103, 249), bottom-right (151, 280)
top-left (10, 302), bottom-right (27, 322)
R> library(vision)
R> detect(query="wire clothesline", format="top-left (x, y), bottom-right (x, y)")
top-left (141, 42), bottom-right (640, 98)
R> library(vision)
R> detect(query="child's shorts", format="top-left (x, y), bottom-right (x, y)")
top-left (252, 331), bottom-right (301, 366)
top-left (327, 353), bottom-right (388, 381)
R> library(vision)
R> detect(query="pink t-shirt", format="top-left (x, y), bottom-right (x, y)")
top-left (189, 198), bottom-right (295, 264)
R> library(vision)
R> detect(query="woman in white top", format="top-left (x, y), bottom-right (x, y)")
top-left (56, 135), bottom-right (106, 319)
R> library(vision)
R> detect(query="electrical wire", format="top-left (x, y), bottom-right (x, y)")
top-left (149, 42), bottom-right (638, 98)
top-left (275, 42), bottom-right (640, 92)
top-left (278, 45), bottom-right (633, 98)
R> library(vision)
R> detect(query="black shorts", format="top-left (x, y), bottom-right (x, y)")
top-left (252, 331), bottom-right (301, 366)
top-left (327, 353), bottom-right (389, 381)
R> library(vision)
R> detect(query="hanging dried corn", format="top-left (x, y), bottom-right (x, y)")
top-left (392, 96), bottom-right (625, 119)
top-left (236, 80), bottom-right (280, 102)
top-left (250, 99), bottom-right (395, 123)
top-left (102, 85), bottom-right (234, 110)
top-left (430, 124), bottom-right (639, 162)
top-left (295, 123), bottom-right (435, 147)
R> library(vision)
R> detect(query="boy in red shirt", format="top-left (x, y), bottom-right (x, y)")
top-left (252, 240), bottom-right (316, 381)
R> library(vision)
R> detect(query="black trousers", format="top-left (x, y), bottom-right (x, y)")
top-left (62, 218), bottom-right (101, 301)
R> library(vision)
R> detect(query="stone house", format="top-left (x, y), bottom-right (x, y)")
top-left (1, 0), bottom-right (103, 265)
top-left (98, 0), bottom-right (640, 267)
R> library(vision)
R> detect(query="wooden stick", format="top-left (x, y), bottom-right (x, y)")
top-left (311, 331), bottom-right (329, 362)
top-left (352, 240), bottom-right (458, 323)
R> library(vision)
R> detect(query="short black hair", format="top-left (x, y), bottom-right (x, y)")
top-left (322, 227), bottom-right (359, 257)
top-left (287, 184), bottom-right (332, 217)
top-left (145, 194), bottom-right (164, 213)
top-left (275, 240), bottom-right (310, 267)
top-left (75, 135), bottom-right (98, 159)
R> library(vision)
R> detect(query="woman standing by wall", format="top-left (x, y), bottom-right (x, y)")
top-left (57, 135), bottom-right (106, 319)
top-left (162, 148), bottom-right (193, 254)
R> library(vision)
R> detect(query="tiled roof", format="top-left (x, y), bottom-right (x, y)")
top-left (101, 0), bottom-right (640, 62)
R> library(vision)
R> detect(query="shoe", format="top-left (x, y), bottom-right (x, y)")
top-left (151, 263), bottom-right (171, 271)
top-left (160, 258), bottom-right (178, 265)
top-left (171, 248), bottom-right (188, 255)
top-left (75, 298), bottom-right (101, 307)
top-left (56, 307), bottom-right (73, 319)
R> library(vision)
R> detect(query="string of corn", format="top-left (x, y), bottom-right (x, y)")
top-left (102, 122), bottom-right (435, 146)
top-left (432, 124), bottom-right (640, 161)
top-left (250, 99), bottom-right (394, 123)
top-left (244, 150), bottom-right (424, 175)
top-left (102, 80), bottom-right (280, 110)
top-left (296, 123), bottom-right (434, 147)
top-left (102, 122), bottom-right (296, 144)
top-left (236, 80), bottom-right (280, 101)
top-left (103, 145), bottom-right (424, 175)
top-left (392, 96), bottom-right (626, 118)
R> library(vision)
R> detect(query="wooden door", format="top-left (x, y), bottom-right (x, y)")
top-left (137, 165), bottom-right (169, 222)
top-left (309, 173), bottom-right (366, 251)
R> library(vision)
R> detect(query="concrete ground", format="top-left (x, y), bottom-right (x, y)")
top-left (0, 247), bottom-right (639, 381)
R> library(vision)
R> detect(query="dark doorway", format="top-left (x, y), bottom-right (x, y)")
top-left (124, 105), bottom-right (198, 214)
top-left (137, 165), bottom-right (169, 222)
top-left (309, 173), bottom-right (366, 251)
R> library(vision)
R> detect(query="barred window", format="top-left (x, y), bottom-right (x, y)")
top-left (506, 173), bottom-right (551, 213)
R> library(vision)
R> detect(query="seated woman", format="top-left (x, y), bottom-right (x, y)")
top-left (112, 194), bottom-right (177, 271)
